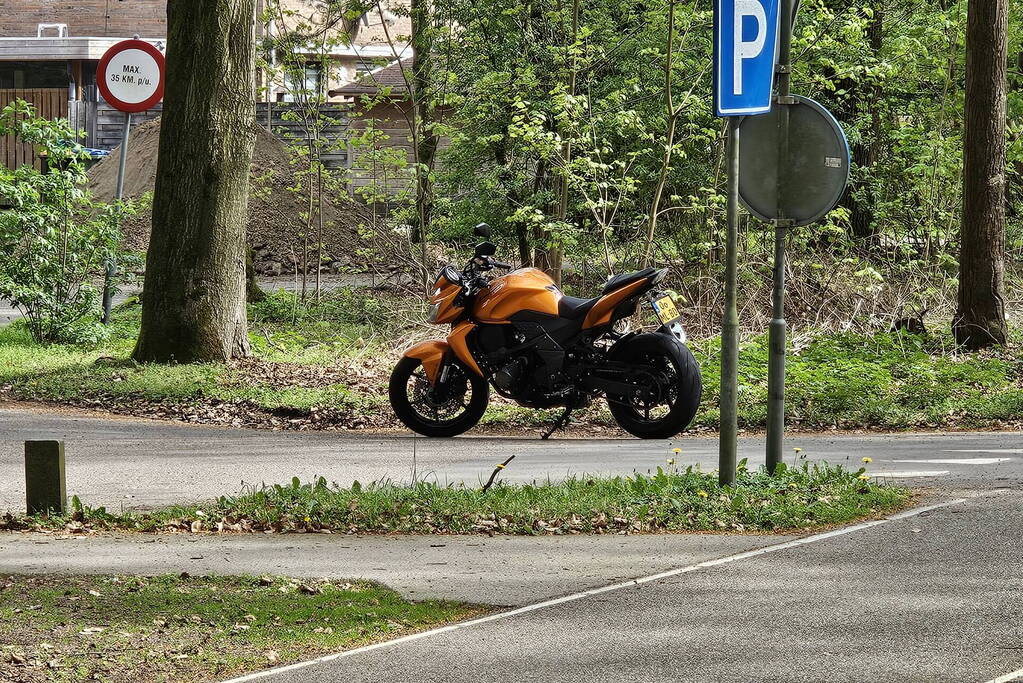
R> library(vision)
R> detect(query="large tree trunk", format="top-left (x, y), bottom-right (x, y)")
top-left (133, 0), bottom-right (257, 363)
top-left (953, 0), bottom-right (1009, 349)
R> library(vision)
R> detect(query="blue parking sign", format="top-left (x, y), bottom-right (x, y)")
top-left (714, 0), bottom-right (780, 116)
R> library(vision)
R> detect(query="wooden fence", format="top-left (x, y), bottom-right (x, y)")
top-left (0, 88), bottom-right (68, 171)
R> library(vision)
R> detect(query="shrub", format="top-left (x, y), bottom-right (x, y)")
top-left (0, 100), bottom-right (143, 344)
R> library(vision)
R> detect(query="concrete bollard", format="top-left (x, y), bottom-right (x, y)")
top-left (25, 440), bottom-right (66, 515)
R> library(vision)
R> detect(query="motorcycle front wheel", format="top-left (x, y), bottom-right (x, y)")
top-left (389, 356), bottom-right (489, 437)
top-left (607, 333), bottom-right (702, 439)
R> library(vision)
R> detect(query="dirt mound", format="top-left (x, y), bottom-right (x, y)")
top-left (87, 117), bottom-right (367, 275)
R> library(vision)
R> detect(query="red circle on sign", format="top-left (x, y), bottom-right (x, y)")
top-left (97, 39), bottom-right (165, 113)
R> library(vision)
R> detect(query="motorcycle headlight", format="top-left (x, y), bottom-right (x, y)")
top-left (427, 302), bottom-right (441, 323)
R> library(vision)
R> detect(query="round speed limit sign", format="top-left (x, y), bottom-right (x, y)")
top-left (97, 39), bottom-right (165, 113)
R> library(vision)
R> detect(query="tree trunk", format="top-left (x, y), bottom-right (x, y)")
top-left (133, 0), bottom-right (256, 363)
top-left (411, 0), bottom-right (439, 294)
top-left (953, 0), bottom-right (1009, 349)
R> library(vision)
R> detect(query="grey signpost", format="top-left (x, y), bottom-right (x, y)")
top-left (716, 0), bottom-right (847, 478)
top-left (713, 0), bottom-right (781, 485)
top-left (767, 0), bottom-right (795, 474)
top-left (737, 8), bottom-right (850, 476)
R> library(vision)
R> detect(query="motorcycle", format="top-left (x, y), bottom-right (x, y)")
top-left (389, 223), bottom-right (702, 439)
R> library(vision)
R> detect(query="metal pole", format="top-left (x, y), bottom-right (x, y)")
top-left (766, 0), bottom-right (795, 474)
top-left (719, 118), bottom-right (740, 487)
top-left (102, 111), bottom-right (131, 325)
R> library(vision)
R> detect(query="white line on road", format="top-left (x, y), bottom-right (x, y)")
top-left (871, 470), bottom-right (950, 478)
top-left (985, 667), bottom-right (1023, 683)
top-left (946, 449), bottom-right (1023, 454)
top-left (220, 498), bottom-right (967, 683)
top-left (892, 458), bottom-right (1012, 465)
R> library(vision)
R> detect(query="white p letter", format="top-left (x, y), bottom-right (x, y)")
top-left (733, 0), bottom-right (766, 95)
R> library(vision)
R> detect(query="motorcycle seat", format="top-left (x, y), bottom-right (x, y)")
top-left (602, 268), bottom-right (658, 295)
top-left (558, 295), bottom-right (600, 320)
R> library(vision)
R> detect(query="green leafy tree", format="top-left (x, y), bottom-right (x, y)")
top-left (0, 100), bottom-right (139, 343)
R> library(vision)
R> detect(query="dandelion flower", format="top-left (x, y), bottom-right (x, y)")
top-left (793, 447), bottom-right (803, 454)
top-left (788, 483), bottom-right (797, 489)
top-left (862, 457), bottom-right (873, 463)
top-left (672, 448), bottom-right (682, 454)
top-left (666, 459), bottom-right (676, 465)
top-left (857, 473), bottom-right (870, 481)
top-left (697, 490), bottom-right (709, 498)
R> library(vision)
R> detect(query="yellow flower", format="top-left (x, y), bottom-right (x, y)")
top-left (793, 447), bottom-right (803, 454)
top-left (862, 457), bottom-right (873, 463)
top-left (666, 458), bottom-right (676, 465)
top-left (697, 490), bottom-right (708, 498)
top-left (857, 473), bottom-right (870, 481)
top-left (672, 448), bottom-right (682, 454)
top-left (303, 516), bottom-right (311, 523)
top-left (788, 483), bottom-right (797, 489)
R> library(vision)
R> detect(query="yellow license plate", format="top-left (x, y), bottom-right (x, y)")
top-left (653, 295), bottom-right (679, 324)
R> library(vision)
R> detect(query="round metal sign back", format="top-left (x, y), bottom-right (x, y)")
top-left (97, 39), bottom-right (165, 113)
top-left (737, 95), bottom-right (849, 226)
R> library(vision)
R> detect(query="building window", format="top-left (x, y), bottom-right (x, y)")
top-left (0, 61), bottom-right (70, 89)
top-left (282, 63), bottom-right (323, 102)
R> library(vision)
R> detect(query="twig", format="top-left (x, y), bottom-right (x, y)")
top-left (261, 328), bottom-right (286, 353)
top-left (481, 455), bottom-right (516, 493)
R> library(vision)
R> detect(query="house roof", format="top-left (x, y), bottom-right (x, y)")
top-left (330, 58), bottom-right (409, 97)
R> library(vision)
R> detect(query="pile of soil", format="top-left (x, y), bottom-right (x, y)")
top-left (87, 117), bottom-right (368, 276)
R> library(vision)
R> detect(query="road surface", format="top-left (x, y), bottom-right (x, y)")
top-left (1, 405), bottom-right (1021, 682)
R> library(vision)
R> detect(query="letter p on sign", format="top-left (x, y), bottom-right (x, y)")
top-left (714, 0), bottom-right (780, 116)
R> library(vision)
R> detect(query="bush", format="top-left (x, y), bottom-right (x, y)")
top-left (0, 99), bottom-right (143, 344)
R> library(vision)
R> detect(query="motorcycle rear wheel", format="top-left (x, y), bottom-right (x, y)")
top-left (607, 333), bottom-right (702, 439)
top-left (389, 356), bottom-right (489, 437)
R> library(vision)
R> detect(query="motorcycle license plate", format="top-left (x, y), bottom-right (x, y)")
top-left (652, 295), bottom-right (679, 325)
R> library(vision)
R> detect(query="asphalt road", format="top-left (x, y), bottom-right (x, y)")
top-left (2, 405), bottom-right (1022, 682)
top-left (1, 405), bottom-right (1021, 510)
top-left (256, 492), bottom-right (1023, 683)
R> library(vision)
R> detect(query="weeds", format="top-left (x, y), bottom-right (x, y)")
top-left (7, 463), bottom-right (911, 536)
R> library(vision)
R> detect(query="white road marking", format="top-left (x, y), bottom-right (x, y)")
top-left (220, 498), bottom-right (967, 683)
top-left (985, 667), bottom-right (1023, 683)
top-left (892, 458), bottom-right (1012, 465)
top-left (871, 470), bottom-right (950, 478)
top-left (946, 449), bottom-right (1023, 454)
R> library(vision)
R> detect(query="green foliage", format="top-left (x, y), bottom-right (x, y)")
top-left (0, 100), bottom-right (144, 344)
top-left (692, 328), bottom-right (1023, 430)
top-left (17, 463), bottom-right (910, 535)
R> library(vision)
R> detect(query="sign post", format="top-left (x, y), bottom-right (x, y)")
top-left (96, 37), bottom-right (165, 324)
top-left (713, 0), bottom-right (780, 486)
top-left (766, 0), bottom-right (795, 475)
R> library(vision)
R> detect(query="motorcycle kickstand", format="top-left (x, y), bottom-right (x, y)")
top-left (540, 406), bottom-right (573, 440)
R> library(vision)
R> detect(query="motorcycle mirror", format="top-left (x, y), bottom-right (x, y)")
top-left (474, 222), bottom-right (492, 238)
top-left (474, 241), bottom-right (497, 257)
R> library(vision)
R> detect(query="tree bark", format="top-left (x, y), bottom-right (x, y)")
top-left (953, 0), bottom-right (1009, 349)
top-left (411, 0), bottom-right (439, 294)
top-left (133, 0), bottom-right (256, 363)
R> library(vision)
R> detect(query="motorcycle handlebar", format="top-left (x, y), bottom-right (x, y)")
top-left (490, 260), bottom-right (513, 270)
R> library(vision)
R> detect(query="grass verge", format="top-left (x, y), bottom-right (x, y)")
top-left (0, 574), bottom-right (477, 683)
top-left (3, 462), bottom-right (911, 536)
top-left (2, 289), bottom-right (1020, 432)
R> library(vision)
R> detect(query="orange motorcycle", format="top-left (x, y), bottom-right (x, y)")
top-left (389, 224), bottom-right (702, 439)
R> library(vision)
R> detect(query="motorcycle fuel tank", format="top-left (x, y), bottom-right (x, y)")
top-left (473, 268), bottom-right (561, 323)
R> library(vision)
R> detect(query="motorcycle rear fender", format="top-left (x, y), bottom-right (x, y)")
top-left (403, 323), bottom-right (484, 385)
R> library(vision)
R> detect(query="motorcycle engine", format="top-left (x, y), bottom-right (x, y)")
top-left (493, 356), bottom-right (528, 393)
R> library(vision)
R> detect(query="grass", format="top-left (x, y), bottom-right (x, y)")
top-left (0, 574), bottom-right (476, 683)
top-left (4, 462), bottom-right (911, 536)
top-left (1, 288), bottom-right (1021, 432)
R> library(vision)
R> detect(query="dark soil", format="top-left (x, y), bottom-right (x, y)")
top-left (87, 117), bottom-right (370, 276)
